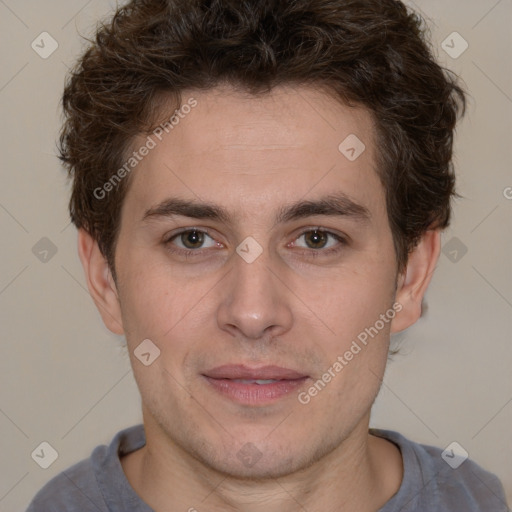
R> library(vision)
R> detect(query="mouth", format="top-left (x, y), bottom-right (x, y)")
top-left (202, 364), bottom-right (310, 405)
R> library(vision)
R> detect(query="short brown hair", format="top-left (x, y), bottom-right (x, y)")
top-left (59, 0), bottom-right (466, 275)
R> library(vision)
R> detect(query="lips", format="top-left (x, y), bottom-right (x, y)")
top-left (203, 364), bottom-right (308, 380)
top-left (202, 364), bottom-right (309, 405)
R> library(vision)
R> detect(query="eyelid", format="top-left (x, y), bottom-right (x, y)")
top-left (288, 227), bottom-right (347, 253)
top-left (164, 226), bottom-right (216, 241)
top-left (162, 228), bottom-right (221, 259)
top-left (164, 227), bottom-right (222, 248)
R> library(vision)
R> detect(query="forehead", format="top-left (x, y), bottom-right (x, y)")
top-left (122, 84), bottom-right (384, 224)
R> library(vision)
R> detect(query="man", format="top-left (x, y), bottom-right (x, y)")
top-left (27, 0), bottom-right (508, 510)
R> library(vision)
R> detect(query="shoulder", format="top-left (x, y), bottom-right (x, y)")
top-left (372, 428), bottom-right (509, 512)
top-left (26, 424), bottom-right (146, 512)
top-left (25, 454), bottom-right (107, 512)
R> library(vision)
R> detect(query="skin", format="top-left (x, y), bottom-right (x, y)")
top-left (78, 84), bottom-right (440, 512)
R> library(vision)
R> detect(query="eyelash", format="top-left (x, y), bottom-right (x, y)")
top-left (163, 227), bottom-right (347, 259)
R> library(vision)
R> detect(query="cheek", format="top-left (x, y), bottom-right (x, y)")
top-left (299, 282), bottom-right (393, 419)
top-left (293, 259), bottom-right (396, 340)
top-left (292, 261), bottom-right (396, 407)
top-left (116, 253), bottom-right (176, 337)
top-left (116, 254), bottom-right (217, 349)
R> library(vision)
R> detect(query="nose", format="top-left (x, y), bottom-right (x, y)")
top-left (216, 246), bottom-right (294, 342)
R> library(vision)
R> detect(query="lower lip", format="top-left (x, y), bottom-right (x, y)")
top-left (203, 376), bottom-right (309, 405)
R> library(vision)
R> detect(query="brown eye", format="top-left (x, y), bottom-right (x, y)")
top-left (180, 230), bottom-right (205, 249)
top-left (292, 229), bottom-right (346, 257)
top-left (166, 229), bottom-right (218, 251)
top-left (303, 229), bottom-right (329, 249)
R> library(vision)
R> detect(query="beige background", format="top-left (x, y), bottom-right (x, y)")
top-left (0, 1), bottom-right (511, 510)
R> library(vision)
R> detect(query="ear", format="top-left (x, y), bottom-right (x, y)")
top-left (77, 228), bottom-right (124, 335)
top-left (390, 229), bottom-right (441, 334)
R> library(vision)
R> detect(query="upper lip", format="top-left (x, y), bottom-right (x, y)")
top-left (203, 365), bottom-right (308, 380)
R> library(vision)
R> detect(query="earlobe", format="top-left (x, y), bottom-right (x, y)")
top-left (77, 228), bottom-right (125, 335)
top-left (390, 230), bottom-right (441, 334)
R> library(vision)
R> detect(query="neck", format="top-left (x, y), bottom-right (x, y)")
top-left (121, 413), bottom-right (403, 512)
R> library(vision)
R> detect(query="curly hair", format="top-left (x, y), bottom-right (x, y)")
top-left (59, 0), bottom-right (466, 275)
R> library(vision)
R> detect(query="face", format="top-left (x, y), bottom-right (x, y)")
top-left (98, 85), bottom-right (410, 478)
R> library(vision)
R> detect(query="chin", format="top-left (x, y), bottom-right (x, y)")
top-left (186, 432), bottom-right (339, 481)
top-left (205, 452), bottom-right (302, 481)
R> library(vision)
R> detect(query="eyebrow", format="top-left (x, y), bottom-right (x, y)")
top-left (142, 192), bottom-right (371, 225)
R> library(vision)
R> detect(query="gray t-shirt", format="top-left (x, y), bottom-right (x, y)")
top-left (26, 424), bottom-right (509, 511)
